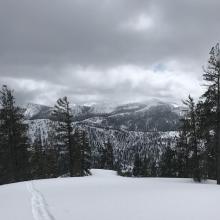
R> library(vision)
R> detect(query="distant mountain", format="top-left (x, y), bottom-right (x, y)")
top-left (23, 103), bottom-right (52, 120)
top-left (24, 101), bottom-right (185, 171)
top-left (24, 101), bottom-right (185, 132)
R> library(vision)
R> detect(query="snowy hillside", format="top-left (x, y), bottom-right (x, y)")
top-left (0, 169), bottom-right (219, 220)
top-left (27, 119), bottom-right (178, 171)
top-left (24, 101), bottom-right (183, 171)
top-left (23, 103), bottom-right (51, 119)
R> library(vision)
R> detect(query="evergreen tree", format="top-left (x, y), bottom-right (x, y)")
top-left (52, 97), bottom-right (74, 176)
top-left (133, 153), bottom-right (142, 177)
top-left (71, 128), bottom-right (92, 176)
top-left (195, 101), bottom-right (211, 179)
top-left (176, 96), bottom-right (206, 181)
top-left (47, 121), bottom-right (66, 176)
top-left (0, 85), bottom-right (29, 184)
top-left (99, 139), bottom-right (114, 170)
top-left (160, 143), bottom-right (177, 177)
top-left (81, 130), bottom-right (91, 175)
top-left (30, 127), bottom-right (59, 179)
top-left (100, 146), bottom-right (107, 169)
top-left (105, 139), bottom-right (114, 170)
top-left (150, 160), bottom-right (157, 177)
top-left (183, 95), bottom-right (201, 182)
top-left (30, 128), bottom-right (45, 179)
top-left (44, 148), bottom-right (59, 178)
top-left (175, 125), bottom-right (189, 178)
top-left (202, 43), bottom-right (220, 183)
top-left (72, 128), bottom-right (82, 176)
top-left (141, 155), bottom-right (150, 177)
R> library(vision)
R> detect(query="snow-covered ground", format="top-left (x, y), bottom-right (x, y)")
top-left (0, 169), bottom-right (220, 220)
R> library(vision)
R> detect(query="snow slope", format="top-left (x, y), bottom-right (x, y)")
top-left (0, 169), bottom-right (219, 220)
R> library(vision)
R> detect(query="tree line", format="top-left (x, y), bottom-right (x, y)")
top-left (132, 43), bottom-right (220, 184)
top-left (0, 88), bottom-right (114, 184)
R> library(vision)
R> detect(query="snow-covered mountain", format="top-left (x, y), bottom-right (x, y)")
top-left (24, 101), bottom-right (184, 130)
top-left (23, 103), bottom-right (51, 119)
top-left (24, 101), bottom-right (185, 170)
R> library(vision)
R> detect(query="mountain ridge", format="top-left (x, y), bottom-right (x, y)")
top-left (24, 100), bottom-right (184, 171)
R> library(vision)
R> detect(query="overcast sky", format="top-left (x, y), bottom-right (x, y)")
top-left (0, 0), bottom-right (219, 106)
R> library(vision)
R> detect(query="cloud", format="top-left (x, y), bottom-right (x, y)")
top-left (0, 62), bottom-right (203, 105)
top-left (119, 13), bottom-right (154, 32)
top-left (0, 0), bottom-right (217, 105)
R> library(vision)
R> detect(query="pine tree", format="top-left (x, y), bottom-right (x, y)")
top-left (183, 95), bottom-right (201, 182)
top-left (160, 143), bottom-right (177, 177)
top-left (175, 125), bottom-right (189, 178)
top-left (44, 148), bottom-right (59, 178)
top-left (141, 155), bottom-right (150, 177)
top-left (0, 85), bottom-right (29, 184)
top-left (150, 160), bottom-right (157, 177)
top-left (72, 128), bottom-right (82, 176)
top-left (195, 101), bottom-right (211, 179)
top-left (47, 121), bottom-right (65, 176)
top-left (105, 139), bottom-right (114, 170)
top-left (202, 43), bottom-right (220, 183)
top-left (52, 97), bottom-right (74, 176)
top-left (81, 130), bottom-right (91, 175)
top-left (133, 153), bottom-right (142, 177)
top-left (99, 139), bottom-right (114, 170)
top-left (30, 127), bottom-right (59, 179)
top-left (100, 146), bottom-right (107, 169)
top-left (30, 128), bottom-right (45, 179)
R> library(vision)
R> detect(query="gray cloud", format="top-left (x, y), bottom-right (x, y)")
top-left (0, 0), bottom-right (218, 105)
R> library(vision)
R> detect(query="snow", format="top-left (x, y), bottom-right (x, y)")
top-left (83, 117), bottom-right (104, 125)
top-left (89, 102), bottom-right (117, 114)
top-left (24, 103), bottom-right (46, 119)
top-left (0, 169), bottom-right (220, 220)
top-left (27, 119), bottom-right (52, 143)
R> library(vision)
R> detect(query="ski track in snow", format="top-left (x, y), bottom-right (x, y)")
top-left (26, 181), bottom-right (55, 220)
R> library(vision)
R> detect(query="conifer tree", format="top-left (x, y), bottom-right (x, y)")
top-left (105, 139), bottom-right (114, 170)
top-left (44, 148), bottom-right (59, 178)
top-left (133, 153), bottom-right (142, 177)
top-left (141, 155), bottom-right (150, 177)
top-left (100, 146), bottom-right (107, 169)
top-left (183, 95), bottom-right (201, 181)
top-left (81, 130), bottom-right (91, 175)
top-left (52, 97), bottom-right (74, 176)
top-left (30, 127), bottom-right (59, 179)
top-left (0, 85), bottom-right (29, 184)
top-left (72, 128), bottom-right (82, 176)
top-left (99, 139), bottom-right (114, 170)
top-left (160, 143), bottom-right (177, 177)
top-left (202, 43), bottom-right (220, 183)
top-left (47, 122), bottom-right (64, 176)
top-left (30, 128), bottom-right (45, 179)
top-left (175, 125), bottom-right (189, 178)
